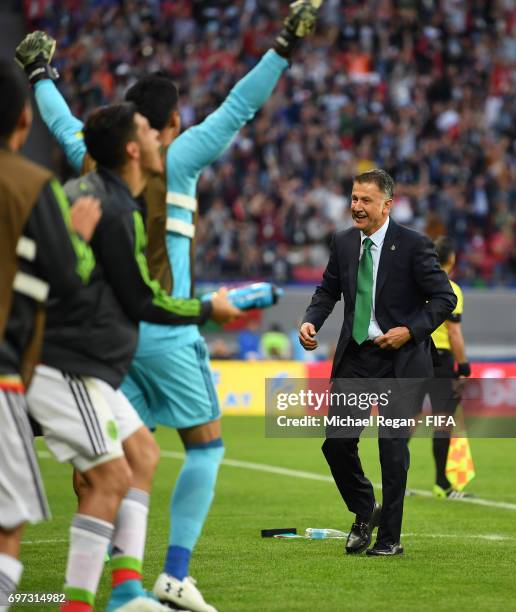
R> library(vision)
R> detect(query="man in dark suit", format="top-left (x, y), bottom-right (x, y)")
top-left (299, 169), bottom-right (456, 556)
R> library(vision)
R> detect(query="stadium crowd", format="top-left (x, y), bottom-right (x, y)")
top-left (24, 0), bottom-right (516, 285)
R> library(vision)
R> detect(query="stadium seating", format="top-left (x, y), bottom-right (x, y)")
top-left (23, 0), bottom-right (516, 285)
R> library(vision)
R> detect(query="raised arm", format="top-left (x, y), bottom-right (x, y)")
top-left (34, 80), bottom-right (86, 173)
top-left (170, 50), bottom-right (288, 181)
top-left (15, 30), bottom-right (86, 173)
top-left (170, 1), bottom-right (319, 182)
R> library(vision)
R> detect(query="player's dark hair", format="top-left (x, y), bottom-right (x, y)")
top-left (84, 103), bottom-right (137, 169)
top-left (434, 236), bottom-right (456, 266)
top-left (354, 168), bottom-right (395, 200)
top-left (0, 60), bottom-right (30, 139)
top-left (125, 72), bottom-right (178, 131)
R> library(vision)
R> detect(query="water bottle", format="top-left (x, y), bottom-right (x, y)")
top-left (305, 528), bottom-right (348, 539)
top-left (201, 282), bottom-right (284, 311)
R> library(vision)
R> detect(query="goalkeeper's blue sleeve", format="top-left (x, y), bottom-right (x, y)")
top-left (34, 80), bottom-right (86, 174)
top-left (167, 49), bottom-right (289, 195)
top-left (163, 50), bottom-right (288, 300)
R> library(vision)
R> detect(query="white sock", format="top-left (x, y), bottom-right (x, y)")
top-left (0, 554), bottom-right (23, 612)
top-left (63, 514), bottom-right (114, 607)
top-left (111, 489), bottom-right (149, 582)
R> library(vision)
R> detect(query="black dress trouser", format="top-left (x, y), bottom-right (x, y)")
top-left (321, 340), bottom-right (410, 546)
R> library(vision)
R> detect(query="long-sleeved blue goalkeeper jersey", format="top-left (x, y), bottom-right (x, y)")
top-left (35, 49), bottom-right (288, 351)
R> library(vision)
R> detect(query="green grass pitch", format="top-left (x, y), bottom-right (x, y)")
top-left (14, 417), bottom-right (516, 611)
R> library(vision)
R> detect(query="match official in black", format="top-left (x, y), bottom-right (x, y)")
top-left (299, 169), bottom-right (456, 556)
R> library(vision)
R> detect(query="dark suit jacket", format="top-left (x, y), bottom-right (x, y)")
top-left (303, 219), bottom-right (457, 378)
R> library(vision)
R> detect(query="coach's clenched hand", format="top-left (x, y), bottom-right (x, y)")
top-left (299, 322), bottom-right (318, 351)
top-left (374, 326), bottom-right (411, 350)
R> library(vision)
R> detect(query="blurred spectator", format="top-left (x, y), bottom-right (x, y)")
top-left (209, 338), bottom-right (236, 360)
top-left (25, 0), bottom-right (516, 285)
top-left (237, 319), bottom-right (261, 360)
top-left (261, 324), bottom-right (291, 360)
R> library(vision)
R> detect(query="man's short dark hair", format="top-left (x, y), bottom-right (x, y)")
top-left (0, 60), bottom-right (29, 139)
top-left (125, 72), bottom-right (178, 131)
top-left (354, 169), bottom-right (395, 200)
top-left (434, 236), bottom-right (456, 266)
top-left (84, 102), bottom-right (137, 169)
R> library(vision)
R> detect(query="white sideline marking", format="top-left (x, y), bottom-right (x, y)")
top-left (160, 450), bottom-right (516, 512)
top-left (22, 539), bottom-right (68, 545)
top-left (20, 533), bottom-right (513, 545)
top-left (279, 533), bottom-right (514, 542)
top-left (36, 449), bottom-right (516, 512)
top-left (401, 533), bottom-right (513, 542)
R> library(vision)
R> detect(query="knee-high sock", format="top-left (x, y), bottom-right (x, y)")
top-left (60, 514), bottom-right (114, 612)
top-left (0, 553), bottom-right (23, 612)
top-left (111, 488), bottom-right (149, 588)
top-left (433, 435), bottom-right (452, 489)
top-left (165, 439), bottom-right (224, 580)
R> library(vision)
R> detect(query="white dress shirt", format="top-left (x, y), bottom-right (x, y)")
top-left (359, 216), bottom-right (390, 340)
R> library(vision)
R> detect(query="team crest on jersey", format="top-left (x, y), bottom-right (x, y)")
top-left (106, 419), bottom-right (118, 441)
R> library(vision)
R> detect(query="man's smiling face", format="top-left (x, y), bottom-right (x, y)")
top-left (350, 181), bottom-right (392, 236)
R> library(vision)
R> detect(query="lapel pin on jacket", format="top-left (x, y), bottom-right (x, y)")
top-left (390, 244), bottom-right (396, 251)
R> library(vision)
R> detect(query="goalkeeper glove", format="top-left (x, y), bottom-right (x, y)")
top-left (15, 31), bottom-right (59, 85)
top-left (273, 0), bottom-right (318, 60)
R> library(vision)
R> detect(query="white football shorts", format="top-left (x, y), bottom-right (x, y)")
top-left (0, 387), bottom-right (50, 529)
top-left (27, 365), bottom-right (143, 473)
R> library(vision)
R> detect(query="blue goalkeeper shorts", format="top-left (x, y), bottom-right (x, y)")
top-left (121, 338), bottom-right (220, 430)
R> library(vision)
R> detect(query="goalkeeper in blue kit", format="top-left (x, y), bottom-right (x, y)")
top-left (15, 3), bottom-right (319, 609)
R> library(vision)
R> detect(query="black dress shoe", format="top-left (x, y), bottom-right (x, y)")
top-left (366, 543), bottom-right (404, 556)
top-left (345, 502), bottom-right (382, 554)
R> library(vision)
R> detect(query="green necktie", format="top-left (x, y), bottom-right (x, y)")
top-left (352, 237), bottom-right (374, 344)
